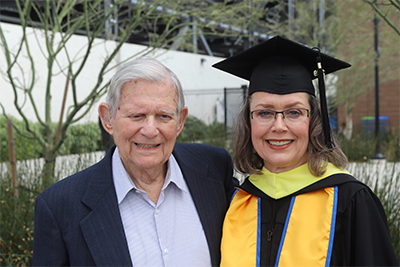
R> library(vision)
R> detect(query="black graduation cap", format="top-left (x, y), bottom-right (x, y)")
top-left (212, 35), bottom-right (351, 149)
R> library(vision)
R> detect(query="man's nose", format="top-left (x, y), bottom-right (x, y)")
top-left (140, 116), bottom-right (159, 137)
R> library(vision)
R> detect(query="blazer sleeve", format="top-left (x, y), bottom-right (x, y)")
top-left (33, 194), bottom-right (69, 266)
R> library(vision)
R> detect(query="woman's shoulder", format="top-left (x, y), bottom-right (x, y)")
top-left (333, 176), bottom-right (387, 216)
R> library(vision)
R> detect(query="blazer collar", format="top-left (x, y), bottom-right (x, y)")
top-left (172, 144), bottom-right (226, 266)
top-left (80, 146), bottom-right (132, 266)
top-left (80, 144), bottom-right (226, 266)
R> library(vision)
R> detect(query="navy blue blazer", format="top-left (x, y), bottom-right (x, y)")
top-left (33, 143), bottom-right (235, 266)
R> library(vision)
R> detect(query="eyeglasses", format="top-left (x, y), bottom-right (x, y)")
top-left (250, 108), bottom-right (310, 124)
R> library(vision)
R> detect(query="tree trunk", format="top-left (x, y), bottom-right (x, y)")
top-left (41, 152), bottom-right (56, 191)
top-left (345, 111), bottom-right (353, 140)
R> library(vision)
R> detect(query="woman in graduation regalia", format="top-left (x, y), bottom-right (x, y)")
top-left (213, 36), bottom-right (398, 266)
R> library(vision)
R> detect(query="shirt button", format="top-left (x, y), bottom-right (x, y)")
top-left (155, 209), bottom-right (160, 215)
top-left (163, 248), bottom-right (169, 254)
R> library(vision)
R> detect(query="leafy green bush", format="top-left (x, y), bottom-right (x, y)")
top-left (352, 162), bottom-right (400, 261)
top-left (0, 173), bottom-right (39, 266)
top-left (0, 115), bottom-right (103, 162)
top-left (380, 131), bottom-right (400, 162)
top-left (177, 115), bottom-right (230, 151)
top-left (0, 151), bottom-right (104, 266)
top-left (0, 116), bottom-right (42, 162)
top-left (178, 115), bottom-right (208, 142)
top-left (337, 130), bottom-right (400, 162)
top-left (58, 122), bottom-right (103, 155)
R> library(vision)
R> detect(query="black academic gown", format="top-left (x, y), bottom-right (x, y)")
top-left (239, 173), bottom-right (399, 266)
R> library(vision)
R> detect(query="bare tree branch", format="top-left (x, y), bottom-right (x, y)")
top-left (364, 0), bottom-right (400, 35)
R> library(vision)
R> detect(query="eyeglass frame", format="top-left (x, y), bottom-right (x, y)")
top-left (250, 108), bottom-right (310, 123)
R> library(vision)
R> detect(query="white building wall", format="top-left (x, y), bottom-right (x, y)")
top-left (0, 22), bottom-right (247, 124)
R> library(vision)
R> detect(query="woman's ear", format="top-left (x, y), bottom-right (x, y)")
top-left (98, 103), bottom-right (113, 135)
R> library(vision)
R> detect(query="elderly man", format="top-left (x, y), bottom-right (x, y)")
top-left (33, 57), bottom-right (235, 266)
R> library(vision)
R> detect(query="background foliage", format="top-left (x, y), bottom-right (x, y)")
top-left (1, 115), bottom-right (102, 162)
top-left (1, 115), bottom-right (399, 265)
top-left (337, 131), bottom-right (400, 162)
top-left (177, 115), bottom-right (229, 152)
top-left (0, 175), bottom-right (38, 266)
top-left (5, 114), bottom-right (399, 163)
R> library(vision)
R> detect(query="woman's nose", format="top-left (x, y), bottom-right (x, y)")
top-left (271, 115), bottom-right (288, 132)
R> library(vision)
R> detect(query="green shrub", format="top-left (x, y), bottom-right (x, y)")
top-left (0, 115), bottom-right (103, 162)
top-left (58, 122), bottom-right (103, 155)
top-left (337, 130), bottom-right (400, 162)
top-left (177, 115), bottom-right (208, 142)
top-left (177, 115), bottom-right (230, 151)
top-left (380, 131), bottom-right (400, 162)
top-left (203, 121), bottom-right (231, 152)
top-left (0, 173), bottom-right (39, 266)
top-left (353, 162), bottom-right (400, 261)
top-left (0, 152), bottom-right (103, 266)
top-left (0, 116), bottom-right (42, 162)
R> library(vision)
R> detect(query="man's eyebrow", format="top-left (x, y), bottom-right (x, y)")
top-left (124, 110), bottom-right (142, 115)
top-left (125, 109), bottom-right (177, 115)
top-left (158, 109), bottom-right (177, 115)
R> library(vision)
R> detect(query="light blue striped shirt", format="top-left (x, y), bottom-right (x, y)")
top-left (112, 147), bottom-right (211, 267)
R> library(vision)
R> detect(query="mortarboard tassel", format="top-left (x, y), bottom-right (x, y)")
top-left (313, 48), bottom-right (333, 149)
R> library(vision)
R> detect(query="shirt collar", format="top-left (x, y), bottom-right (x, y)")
top-left (112, 147), bottom-right (188, 204)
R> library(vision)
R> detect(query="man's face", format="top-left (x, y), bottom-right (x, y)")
top-left (104, 79), bottom-right (187, 176)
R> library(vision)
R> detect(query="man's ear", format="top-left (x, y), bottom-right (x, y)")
top-left (176, 106), bottom-right (188, 136)
top-left (98, 103), bottom-right (114, 135)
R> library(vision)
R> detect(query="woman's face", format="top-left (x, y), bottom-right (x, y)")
top-left (250, 92), bottom-right (311, 173)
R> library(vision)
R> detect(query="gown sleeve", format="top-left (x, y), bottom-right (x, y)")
top-left (332, 183), bottom-right (399, 266)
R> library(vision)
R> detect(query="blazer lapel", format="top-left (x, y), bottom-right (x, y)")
top-left (173, 145), bottom-right (229, 266)
top-left (80, 149), bottom-right (132, 266)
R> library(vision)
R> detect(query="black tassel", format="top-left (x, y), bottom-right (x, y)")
top-left (313, 48), bottom-right (333, 149)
